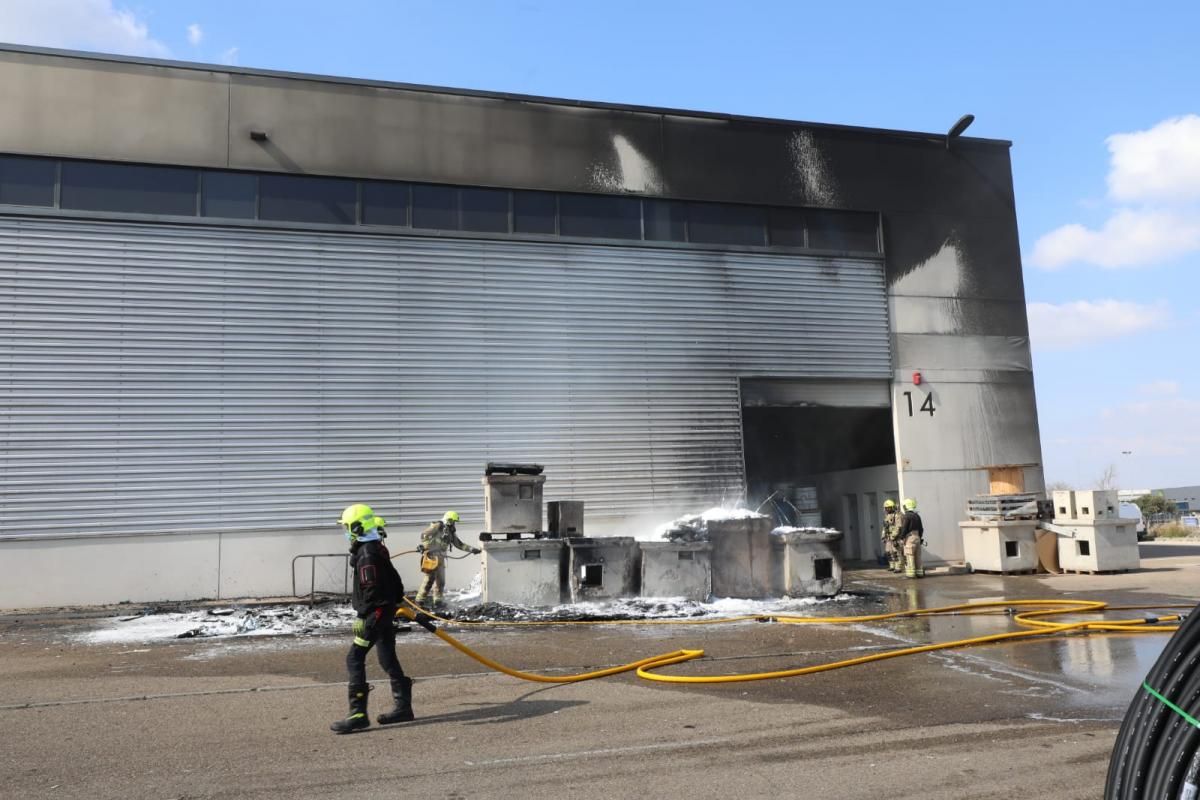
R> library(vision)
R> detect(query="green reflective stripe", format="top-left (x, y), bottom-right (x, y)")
top-left (353, 636), bottom-right (371, 648)
top-left (1144, 682), bottom-right (1200, 729)
top-left (348, 713), bottom-right (366, 720)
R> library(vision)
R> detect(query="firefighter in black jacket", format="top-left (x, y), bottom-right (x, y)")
top-left (330, 503), bottom-right (414, 734)
top-left (899, 498), bottom-right (925, 579)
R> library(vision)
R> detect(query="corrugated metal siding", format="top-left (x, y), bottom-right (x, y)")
top-left (0, 216), bottom-right (889, 539)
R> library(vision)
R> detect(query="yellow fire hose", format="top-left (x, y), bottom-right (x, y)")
top-left (396, 598), bottom-right (1188, 685)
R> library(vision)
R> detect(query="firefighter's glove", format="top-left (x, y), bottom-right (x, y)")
top-left (352, 617), bottom-right (367, 638)
top-left (471, 547), bottom-right (482, 555)
top-left (416, 544), bottom-right (425, 554)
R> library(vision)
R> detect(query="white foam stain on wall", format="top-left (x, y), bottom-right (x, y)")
top-left (788, 131), bottom-right (839, 206)
top-left (589, 134), bottom-right (665, 194)
top-left (890, 238), bottom-right (965, 299)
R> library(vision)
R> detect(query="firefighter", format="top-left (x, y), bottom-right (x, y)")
top-left (415, 510), bottom-right (481, 607)
top-left (881, 499), bottom-right (901, 572)
top-left (900, 498), bottom-right (925, 579)
top-left (330, 503), bottom-right (414, 734)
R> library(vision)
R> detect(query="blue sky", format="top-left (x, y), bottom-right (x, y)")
top-left (3, 0), bottom-right (1197, 490)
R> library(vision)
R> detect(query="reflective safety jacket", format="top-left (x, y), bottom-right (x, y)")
top-left (350, 539), bottom-right (403, 617)
top-left (420, 521), bottom-right (472, 556)
top-left (882, 510), bottom-right (900, 540)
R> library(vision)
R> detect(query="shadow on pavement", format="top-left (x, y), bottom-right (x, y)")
top-left (370, 684), bottom-right (586, 730)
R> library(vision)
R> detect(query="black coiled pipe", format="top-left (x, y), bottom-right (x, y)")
top-left (1107, 605), bottom-right (1200, 799)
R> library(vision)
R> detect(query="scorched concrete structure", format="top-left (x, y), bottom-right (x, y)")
top-left (0, 45), bottom-right (1044, 608)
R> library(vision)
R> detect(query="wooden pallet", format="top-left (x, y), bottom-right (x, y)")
top-left (1059, 568), bottom-right (1133, 575)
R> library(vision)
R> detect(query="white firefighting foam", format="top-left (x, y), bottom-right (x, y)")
top-left (77, 591), bottom-right (862, 644)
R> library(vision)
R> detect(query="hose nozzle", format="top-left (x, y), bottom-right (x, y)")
top-left (397, 605), bottom-right (438, 633)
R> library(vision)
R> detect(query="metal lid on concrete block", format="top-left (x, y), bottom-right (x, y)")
top-left (639, 541), bottom-right (713, 552)
top-left (482, 473), bottom-right (546, 485)
top-left (481, 539), bottom-right (564, 551)
top-left (564, 536), bottom-right (636, 548)
top-left (485, 462), bottom-right (543, 475)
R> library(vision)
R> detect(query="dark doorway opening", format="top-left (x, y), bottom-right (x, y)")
top-left (742, 406), bottom-right (895, 490)
top-left (740, 401), bottom-right (897, 561)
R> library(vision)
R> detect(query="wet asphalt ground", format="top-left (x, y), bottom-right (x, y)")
top-left (2, 541), bottom-right (1199, 800)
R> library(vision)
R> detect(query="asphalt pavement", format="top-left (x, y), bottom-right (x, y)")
top-left (2, 541), bottom-right (1198, 800)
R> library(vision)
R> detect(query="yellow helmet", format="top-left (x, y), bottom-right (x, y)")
top-left (338, 503), bottom-right (386, 538)
top-left (903, 498), bottom-right (917, 511)
top-left (443, 510), bottom-right (460, 524)
top-left (884, 499), bottom-right (897, 509)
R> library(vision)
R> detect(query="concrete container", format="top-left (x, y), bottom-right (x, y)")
top-left (547, 500), bottom-right (584, 538)
top-left (1052, 490), bottom-right (1120, 523)
top-left (639, 542), bottom-right (712, 601)
top-left (708, 516), bottom-right (775, 598)
top-left (797, 511), bottom-right (823, 528)
top-left (1056, 521), bottom-right (1140, 572)
top-left (775, 529), bottom-right (843, 597)
top-left (959, 520), bottom-right (1039, 573)
top-left (482, 473), bottom-right (545, 534)
top-left (566, 537), bottom-right (639, 602)
top-left (481, 539), bottom-right (564, 607)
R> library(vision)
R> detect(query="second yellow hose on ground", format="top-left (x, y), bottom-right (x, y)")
top-left (397, 606), bottom-right (705, 682)
top-left (398, 599), bottom-right (1186, 686)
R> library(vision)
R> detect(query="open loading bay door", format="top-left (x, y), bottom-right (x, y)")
top-left (741, 378), bottom-right (898, 562)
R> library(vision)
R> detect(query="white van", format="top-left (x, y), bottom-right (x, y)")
top-left (1119, 501), bottom-right (1148, 540)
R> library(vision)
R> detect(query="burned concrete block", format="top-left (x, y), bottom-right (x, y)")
top-left (566, 537), bottom-right (639, 602)
top-left (482, 540), bottom-right (564, 607)
top-left (547, 500), bottom-right (584, 538)
top-left (708, 516), bottom-right (775, 599)
top-left (482, 472), bottom-right (545, 534)
top-left (773, 527), bottom-right (844, 597)
top-left (640, 542), bottom-right (712, 601)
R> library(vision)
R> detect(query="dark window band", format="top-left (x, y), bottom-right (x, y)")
top-left (0, 153), bottom-right (881, 254)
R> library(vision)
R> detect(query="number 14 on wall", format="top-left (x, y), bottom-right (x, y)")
top-left (902, 391), bottom-right (936, 417)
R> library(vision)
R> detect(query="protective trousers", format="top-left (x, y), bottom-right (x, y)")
top-left (346, 605), bottom-right (407, 688)
top-left (416, 558), bottom-right (447, 604)
top-left (887, 534), bottom-right (906, 572)
top-left (882, 534), bottom-right (898, 571)
top-left (903, 532), bottom-right (924, 578)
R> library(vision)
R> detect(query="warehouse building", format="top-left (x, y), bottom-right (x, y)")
top-left (0, 46), bottom-right (1044, 608)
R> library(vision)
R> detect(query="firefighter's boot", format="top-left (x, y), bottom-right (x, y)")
top-left (377, 676), bottom-right (415, 725)
top-left (330, 684), bottom-right (371, 734)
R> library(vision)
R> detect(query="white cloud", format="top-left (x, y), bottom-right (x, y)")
top-left (0, 0), bottom-right (169, 57)
top-left (1031, 114), bottom-right (1200, 271)
top-left (187, 23), bottom-right (203, 47)
top-left (218, 46), bottom-right (239, 65)
top-left (1107, 115), bottom-right (1200, 203)
top-left (1031, 209), bottom-right (1200, 269)
top-left (1027, 299), bottom-right (1167, 350)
